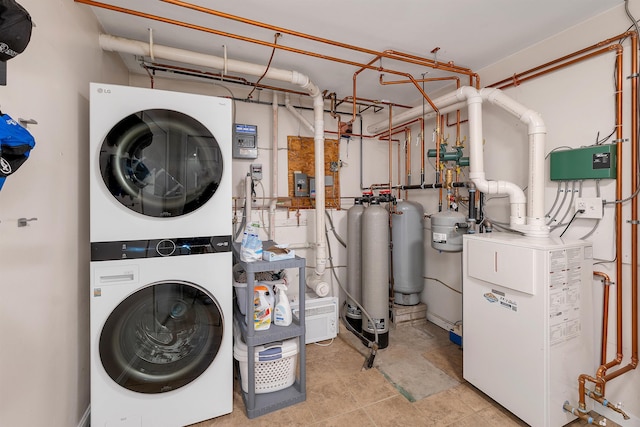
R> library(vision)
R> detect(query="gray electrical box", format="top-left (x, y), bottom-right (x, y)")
top-left (294, 172), bottom-right (308, 197)
top-left (309, 176), bottom-right (334, 198)
top-left (232, 123), bottom-right (258, 159)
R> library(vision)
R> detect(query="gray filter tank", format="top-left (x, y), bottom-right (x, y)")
top-left (346, 198), bottom-right (364, 332)
top-left (430, 210), bottom-right (467, 252)
top-left (392, 201), bottom-right (425, 305)
top-left (361, 197), bottom-right (389, 349)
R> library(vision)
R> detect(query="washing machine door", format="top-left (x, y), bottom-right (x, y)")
top-left (99, 281), bottom-right (224, 394)
top-left (99, 109), bottom-right (224, 218)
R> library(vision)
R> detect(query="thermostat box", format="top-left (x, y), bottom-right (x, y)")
top-left (549, 144), bottom-right (616, 180)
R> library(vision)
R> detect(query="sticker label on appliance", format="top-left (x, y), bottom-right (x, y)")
top-left (432, 232), bottom-right (447, 243)
top-left (549, 247), bottom-right (583, 344)
top-left (483, 290), bottom-right (517, 312)
top-left (366, 318), bottom-right (386, 330)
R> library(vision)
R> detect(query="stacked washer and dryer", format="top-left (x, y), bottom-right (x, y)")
top-left (89, 83), bottom-right (233, 427)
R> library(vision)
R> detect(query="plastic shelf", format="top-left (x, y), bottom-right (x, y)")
top-left (232, 242), bottom-right (306, 419)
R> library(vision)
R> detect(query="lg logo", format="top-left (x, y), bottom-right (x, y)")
top-left (97, 88), bottom-right (112, 94)
top-left (0, 157), bottom-right (11, 175)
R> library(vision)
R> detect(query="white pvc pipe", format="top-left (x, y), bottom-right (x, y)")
top-left (284, 94), bottom-right (314, 134)
top-left (269, 91), bottom-right (278, 241)
top-left (366, 84), bottom-right (548, 236)
top-left (99, 33), bottom-right (331, 266)
top-left (461, 87), bottom-right (526, 228)
top-left (480, 87), bottom-right (547, 233)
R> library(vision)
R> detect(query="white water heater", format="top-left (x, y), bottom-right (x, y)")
top-left (463, 233), bottom-right (596, 427)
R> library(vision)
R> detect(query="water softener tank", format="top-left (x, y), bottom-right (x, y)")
top-left (361, 197), bottom-right (389, 349)
top-left (346, 197), bottom-right (364, 332)
top-left (392, 201), bottom-right (424, 305)
top-left (431, 210), bottom-right (466, 252)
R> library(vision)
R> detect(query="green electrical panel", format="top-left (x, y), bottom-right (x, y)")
top-left (549, 144), bottom-right (617, 181)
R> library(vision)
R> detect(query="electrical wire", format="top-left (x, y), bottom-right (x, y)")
top-left (246, 33), bottom-right (281, 99)
top-left (552, 180), bottom-right (580, 229)
top-left (547, 181), bottom-right (570, 226)
top-left (545, 181), bottom-right (562, 219)
top-left (324, 210), bottom-right (347, 248)
top-left (424, 276), bottom-right (461, 295)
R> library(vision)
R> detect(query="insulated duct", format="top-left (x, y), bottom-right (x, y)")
top-left (98, 34), bottom-right (329, 275)
top-left (368, 86), bottom-right (548, 237)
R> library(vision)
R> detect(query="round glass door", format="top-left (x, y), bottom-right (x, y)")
top-left (99, 109), bottom-right (224, 217)
top-left (99, 281), bottom-right (224, 394)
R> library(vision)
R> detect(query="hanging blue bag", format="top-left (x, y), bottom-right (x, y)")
top-left (0, 113), bottom-right (35, 190)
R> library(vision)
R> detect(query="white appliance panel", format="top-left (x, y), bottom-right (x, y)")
top-left (90, 83), bottom-right (232, 242)
top-left (463, 233), bottom-right (595, 427)
top-left (90, 253), bottom-right (232, 427)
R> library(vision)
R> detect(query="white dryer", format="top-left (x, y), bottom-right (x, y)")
top-left (89, 83), bottom-right (232, 242)
top-left (90, 239), bottom-right (233, 427)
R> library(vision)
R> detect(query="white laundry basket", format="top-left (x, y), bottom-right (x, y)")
top-left (233, 337), bottom-right (298, 394)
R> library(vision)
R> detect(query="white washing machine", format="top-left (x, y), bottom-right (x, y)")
top-left (90, 240), bottom-right (233, 427)
top-left (89, 83), bottom-right (232, 242)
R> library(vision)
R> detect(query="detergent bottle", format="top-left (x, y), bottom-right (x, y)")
top-left (273, 284), bottom-right (292, 327)
top-left (253, 285), bottom-right (272, 330)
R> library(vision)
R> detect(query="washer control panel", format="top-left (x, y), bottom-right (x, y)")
top-left (91, 235), bottom-right (231, 261)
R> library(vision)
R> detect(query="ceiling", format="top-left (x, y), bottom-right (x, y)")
top-left (81, 0), bottom-right (623, 108)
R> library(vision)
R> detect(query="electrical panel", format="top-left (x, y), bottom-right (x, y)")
top-left (293, 172), bottom-right (308, 197)
top-left (549, 144), bottom-right (616, 180)
top-left (232, 123), bottom-right (258, 159)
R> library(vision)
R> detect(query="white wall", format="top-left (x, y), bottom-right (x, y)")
top-left (0, 1), bottom-right (128, 426)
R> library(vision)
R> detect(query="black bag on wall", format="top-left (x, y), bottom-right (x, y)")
top-left (0, 0), bottom-right (32, 62)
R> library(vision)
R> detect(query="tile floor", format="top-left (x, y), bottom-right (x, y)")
top-left (190, 320), bottom-right (615, 427)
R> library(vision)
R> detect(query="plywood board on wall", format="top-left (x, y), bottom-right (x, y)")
top-left (287, 136), bottom-right (340, 209)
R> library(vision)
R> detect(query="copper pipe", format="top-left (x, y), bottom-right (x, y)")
top-left (352, 56), bottom-right (381, 124)
top-left (377, 73), bottom-right (440, 115)
top-left (605, 45), bottom-right (625, 384)
top-left (155, 0), bottom-right (473, 121)
top-left (382, 49), bottom-right (478, 81)
top-left (587, 390), bottom-right (631, 420)
top-left (630, 32), bottom-right (639, 372)
top-left (374, 118), bottom-right (422, 139)
top-left (379, 75), bottom-right (460, 86)
top-left (563, 401), bottom-right (595, 424)
top-left (494, 45), bottom-right (621, 90)
top-left (593, 271), bottom-right (612, 365)
top-left (163, 0), bottom-right (475, 78)
top-left (579, 373), bottom-right (605, 410)
top-left (489, 31), bottom-right (637, 88)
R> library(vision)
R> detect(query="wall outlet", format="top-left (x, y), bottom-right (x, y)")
top-left (575, 197), bottom-right (603, 219)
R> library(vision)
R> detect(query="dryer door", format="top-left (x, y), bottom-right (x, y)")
top-left (99, 281), bottom-right (224, 394)
top-left (99, 109), bottom-right (224, 218)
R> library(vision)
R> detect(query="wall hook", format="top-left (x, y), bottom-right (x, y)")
top-left (18, 217), bottom-right (38, 227)
top-left (18, 118), bottom-right (38, 126)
